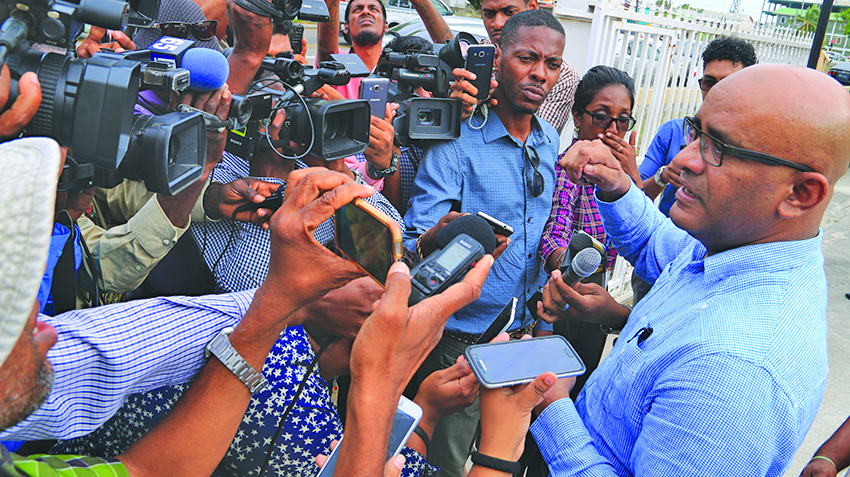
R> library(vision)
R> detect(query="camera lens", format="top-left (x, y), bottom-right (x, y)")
top-left (372, 85), bottom-right (380, 92)
top-left (417, 109), bottom-right (435, 126)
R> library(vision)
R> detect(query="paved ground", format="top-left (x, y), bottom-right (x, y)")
top-left (783, 167), bottom-right (850, 477)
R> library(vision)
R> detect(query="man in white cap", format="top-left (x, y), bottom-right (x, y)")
top-left (0, 136), bottom-right (491, 476)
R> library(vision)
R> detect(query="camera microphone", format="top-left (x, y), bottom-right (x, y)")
top-left (409, 214), bottom-right (496, 305)
top-left (182, 48), bottom-right (230, 92)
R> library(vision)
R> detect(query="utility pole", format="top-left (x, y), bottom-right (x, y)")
top-left (807, 0), bottom-right (835, 68)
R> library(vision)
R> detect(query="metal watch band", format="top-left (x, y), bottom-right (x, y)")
top-left (654, 165), bottom-right (669, 187)
top-left (367, 149), bottom-right (399, 179)
top-left (205, 327), bottom-right (269, 394)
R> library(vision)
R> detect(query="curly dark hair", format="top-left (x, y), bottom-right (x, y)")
top-left (572, 65), bottom-right (635, 114)
top-left (702, 37), bottom-right (757, 69)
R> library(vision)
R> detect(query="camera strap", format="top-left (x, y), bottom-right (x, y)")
top-left (175, 104), bottom-right (230, 132)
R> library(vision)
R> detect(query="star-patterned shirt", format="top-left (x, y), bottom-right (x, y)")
top-left (52, 326), bottom-right (435, 477)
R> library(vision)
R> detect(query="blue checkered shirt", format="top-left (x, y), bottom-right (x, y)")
top-left (530, 184), bottom-right (829, 476)
top-left (403, 112), bottom-right (559, 334)
top-left (193, 152), bottom-right (403, 292)
top-left (0, 291), bottom-right (255, 441)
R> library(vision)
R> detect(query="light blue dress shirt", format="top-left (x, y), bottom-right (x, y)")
top-left (403, 112), bottom-right (559, 334)
top-left (530, 184), bottom-right (829, 476)
top-left (0, 291), bottom-right (254, 441)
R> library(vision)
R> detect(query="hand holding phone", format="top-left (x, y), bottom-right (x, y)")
top-left (465, 45), bottom-right (496, 100)
top-left (475, 297), bottom-right (517, 344)
top-left (335, 198), bottom-right (403, 285)
top-left (476, 211), bottom-right (514, 237)
top-left (465, 335), bottom-right (585, 389)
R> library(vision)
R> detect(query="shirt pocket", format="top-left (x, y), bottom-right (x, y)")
top-left (601, 341), bottom-right (645, 419)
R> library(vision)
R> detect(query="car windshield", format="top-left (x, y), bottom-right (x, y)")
top-left (432, 0), bottom-right (450, 15)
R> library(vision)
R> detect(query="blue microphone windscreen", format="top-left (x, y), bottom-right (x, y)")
top-left (183, 48), bottom-right (230, 92)
top-left (434, 214), bottom-right (497, 255)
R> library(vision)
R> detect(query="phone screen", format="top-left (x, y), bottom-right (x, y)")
top-left (335, 201), bottom-right (399, 285)
top-left (317, 399), bottom-right (421, 477)
top-left (466, 336), bottom-right (585, 388)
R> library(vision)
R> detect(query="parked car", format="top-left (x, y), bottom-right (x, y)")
top-left (341, 0), bottom-right (450, 42)
top-left (827, 61), bottom-right (850, 86)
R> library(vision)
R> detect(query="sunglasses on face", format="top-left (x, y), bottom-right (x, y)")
top-left (156, 20), bottom-right (218, 41)
top-left (581, 109), bottom-right (636, 132)
top-left (524, 144), bottom-right (545, 198)
top-left (698, 77), bottom-right (718, 92)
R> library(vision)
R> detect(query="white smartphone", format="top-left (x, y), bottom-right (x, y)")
top-left (316, 396), bottom-right (423, 476)
top-left (464, 335), bottom-right (586, 389)
top-left (475, 297), bottom-right (517, 345)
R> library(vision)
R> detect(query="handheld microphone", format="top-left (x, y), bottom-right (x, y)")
top-left (560, 247), bottom-right (602, 287)
top-left (562, 230), bottom-right (593, 268)
top-left (181, 47), bottom-right (230, 92)
top-left (409, 215), bottom-right (496, 305)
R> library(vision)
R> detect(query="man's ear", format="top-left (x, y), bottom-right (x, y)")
top-left (384, 21), bottom-right (389, 34)
top-left (777, 172), bottom-right (830, 218)
top-left (527, 0), bottom-right (539, 9)
top-left (343, 22), bottom-right (349, 35)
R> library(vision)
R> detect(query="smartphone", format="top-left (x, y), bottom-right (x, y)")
top-left (289, 23), bottom-right (305, 55)
top-left (359, 77), bottom-right (391, 118)
top-left (335, 198), bottom-right (403, 286)
top-left (316, 397), bottom-right (423, 477)
top-left (465, 335), bottom-right (586, 389)
top-left (476, 211), bottom-right (514, 237)
top-left (475, 297), bottom-right (517, 345)
top-left (465, 45), bottom-right (496, 100)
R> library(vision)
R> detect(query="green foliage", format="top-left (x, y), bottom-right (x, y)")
top-left (840, 9), bottom-right (850, 37)
top-left (466, 0), bottom-right (481, 10)
top-left (795, 5), bottom-right (820, 34)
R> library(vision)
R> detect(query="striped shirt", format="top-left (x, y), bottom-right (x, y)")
top-left (0, 291), bottom-right (255, 441)
top-left (530, 184), bottom-right (829, 476)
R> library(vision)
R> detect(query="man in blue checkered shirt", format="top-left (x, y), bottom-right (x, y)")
top-left (465, 65), bottom-right (850, 477)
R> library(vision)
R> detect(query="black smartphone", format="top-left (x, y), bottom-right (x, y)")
top-left (465, 45), bottom-right (496, 100)
top-left (475, 297), bottom-right (517, 345)
top-left (465, 335), bottom-right (586, 389)
top-left (359, 77), bottom-right (391, 118)
top-left (476, 211), bottom-right (514, 237)
top-left (335, 198), bottom-right (403, 286)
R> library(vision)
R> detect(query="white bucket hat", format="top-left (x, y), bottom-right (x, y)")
top-left (0, 137), bottom-right (60, 367)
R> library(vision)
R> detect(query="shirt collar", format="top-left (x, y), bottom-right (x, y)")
top-left (699, 230), bottom-right (823, 281)
top-left (481, 110), bottom-right (552, 148)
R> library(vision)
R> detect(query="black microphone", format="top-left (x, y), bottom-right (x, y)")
top-left (434, 214), bottom-right (497, 255)
top-left (409, 215), bottom-right (495, 305)
top-left (560, 247), bottom-right (603, 287)
top-left (563, 230), bottom-right (594, 268)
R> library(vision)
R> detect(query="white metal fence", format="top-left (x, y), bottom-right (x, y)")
top-left (555, 0), bottom-right (815, 301)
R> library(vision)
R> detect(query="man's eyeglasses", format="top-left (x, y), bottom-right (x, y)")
top-left (581, 109), bottom-right (636, 132)
top-left (697, 77), bottom-right (718, 92)
top-left (683, 116), bottom-right (816, 172)
top-left (525, 144), bottom-right (545, 198)
top-left (156, 20), bottom-right (218, 41)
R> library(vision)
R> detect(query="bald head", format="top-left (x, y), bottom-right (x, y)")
top-left (705, 64), bottom-right (850, 184)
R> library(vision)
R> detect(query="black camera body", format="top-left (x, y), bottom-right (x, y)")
top-left (225, 58), bottom-right (371, 162)
top-left (0, 0), bottom-right (159, 49)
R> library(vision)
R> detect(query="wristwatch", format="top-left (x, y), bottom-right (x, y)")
top-left (205, 327), bottom-right (268, 394)
top-left (654, 165), bottom-right (669, 187)
top-left (367, 149), bottom-right (399, 179)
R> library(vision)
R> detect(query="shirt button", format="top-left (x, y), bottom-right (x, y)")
top-left (527, 217), bottom-right (532, 223)
top-left (527, 252), bottom-right (533, 259)
top-left (134, 265), bottom-right (142, 271)
top-left (162, 239), bottom-right (170, 245)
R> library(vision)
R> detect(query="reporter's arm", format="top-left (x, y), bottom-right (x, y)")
top-left (409, 0), bottom-right (453, 42)
top-left (116, 170), bottom-right (372, 476)
top-left (225, 0), bottom-right (273, 95)
top-left (317, 0), bottom-right (340, 64)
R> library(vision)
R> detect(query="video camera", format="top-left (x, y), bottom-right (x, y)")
top-left (0, 0), bottom-right (159, 50)
top-left (232, 0), bottom-right (329, 24)
top-left (226, 54), bottom-right (371, 162)
top-left (1, 32), bottom-right (208, 195)
top-left (375, 33), bottom-right (478, 146)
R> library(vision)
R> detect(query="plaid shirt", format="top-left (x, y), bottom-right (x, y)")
top-left (540, 159), bottom-right (619, 271)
